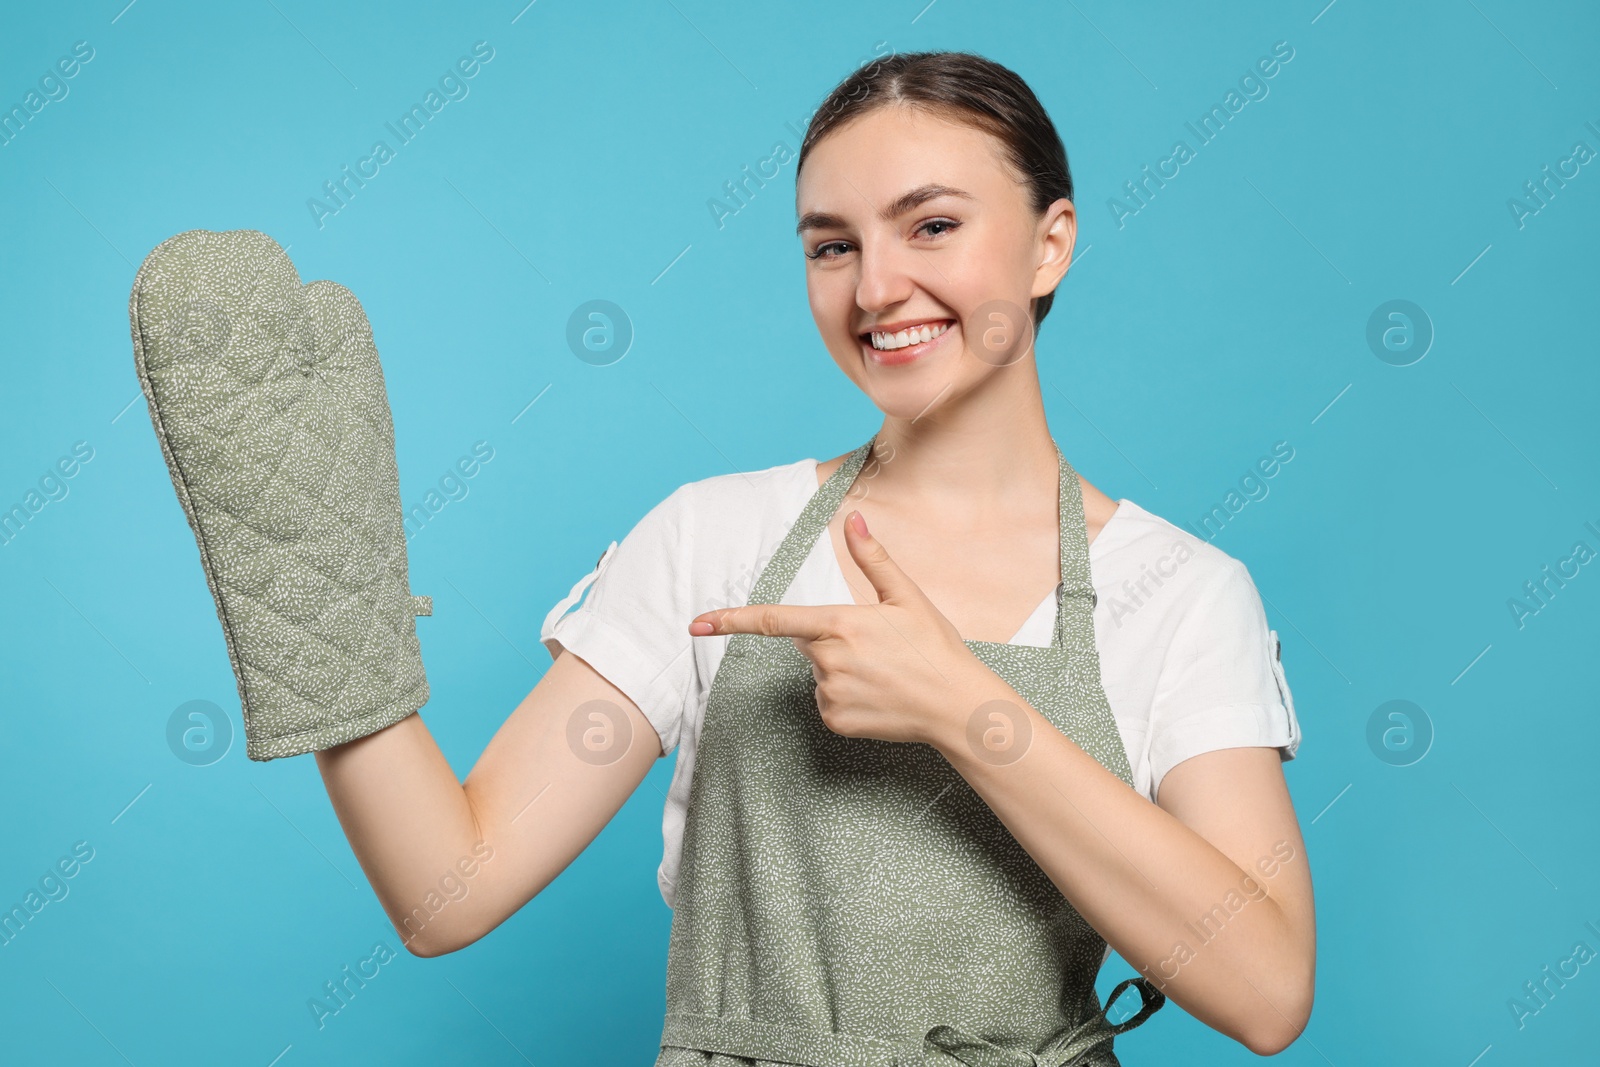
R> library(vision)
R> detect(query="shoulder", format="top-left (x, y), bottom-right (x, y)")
top-left (657, 455), bottom-right (817, 529)
top-left (813, 449), bottom-right (853, 485)
top-left (623, 456), bottom-right (819, 621)
top-left (623, 456), bottom-right (817, 578)
top-left (1097, 499), bottom-right (1249, 584)
top-left (542, 454), bottom-right (816, 657)
top-left (1094, 499), bottom-right (1264, 628)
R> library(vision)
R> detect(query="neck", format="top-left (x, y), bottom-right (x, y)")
top-left (867, 376), bottom-right (1059, 512)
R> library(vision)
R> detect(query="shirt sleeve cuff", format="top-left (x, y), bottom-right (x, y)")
top-left (1148, 701), bottom-right (1298, 804)
top-left (542, 608), bottom-right (686, 757)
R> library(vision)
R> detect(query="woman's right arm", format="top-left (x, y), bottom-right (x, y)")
top-left (313, 644), bottom-right (663, 957)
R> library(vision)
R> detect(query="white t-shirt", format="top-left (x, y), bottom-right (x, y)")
top-left (540, 456), bottom-right (1302, 910)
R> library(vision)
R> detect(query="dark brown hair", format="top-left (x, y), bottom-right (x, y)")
top-left (796, 50), bottom-right (1075, 331)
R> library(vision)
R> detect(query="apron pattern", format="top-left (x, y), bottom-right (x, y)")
top-left (657, 434), bottom-right (1166, 1067)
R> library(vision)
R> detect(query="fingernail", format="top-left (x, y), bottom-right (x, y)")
top-left (848, 510), bottom-right (868, 537)
top-left (690, 620), bottom-right (715, 636)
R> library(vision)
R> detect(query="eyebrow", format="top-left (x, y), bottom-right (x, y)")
top-left (795, 183), bottom-right (975, 235)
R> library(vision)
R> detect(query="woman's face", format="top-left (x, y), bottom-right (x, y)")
top-left (796, 104), bottom-right (1074, 422)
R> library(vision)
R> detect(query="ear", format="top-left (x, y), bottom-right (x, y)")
top-left (1031, 197), bottom-right (1077, 301)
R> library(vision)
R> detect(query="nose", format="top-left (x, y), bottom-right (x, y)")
top-left (853, 235), bottom-right (920, 317)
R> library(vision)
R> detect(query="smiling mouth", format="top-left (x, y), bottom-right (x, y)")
top-left (860, 319), bottom-right (956, 352)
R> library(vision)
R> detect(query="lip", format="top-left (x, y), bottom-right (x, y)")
top-left (860, 319), bottom-right (956, 366)
top-left (862, 317), bottom-right (954, 336)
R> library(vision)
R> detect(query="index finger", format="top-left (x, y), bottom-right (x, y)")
top-left (690, 603), bottom-right (842, 639)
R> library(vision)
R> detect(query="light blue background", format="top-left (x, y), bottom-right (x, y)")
top-left (3, 0), bottom-right (1597, 1063)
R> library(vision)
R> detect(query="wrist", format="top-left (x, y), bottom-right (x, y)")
top-left (924, 658), bottom-right (1021, 761)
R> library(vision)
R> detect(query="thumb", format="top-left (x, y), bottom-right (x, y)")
top-left (842, 509), bottom-right (923, 606)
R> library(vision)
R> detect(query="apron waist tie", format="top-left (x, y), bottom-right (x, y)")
top-left (925, 978), bottom-right (1166, 1067)
top-left (661, 978), bottom-right (1166, 1067)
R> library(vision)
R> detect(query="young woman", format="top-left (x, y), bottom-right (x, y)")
top-left (315, 51), bottom-right (1313, 1065)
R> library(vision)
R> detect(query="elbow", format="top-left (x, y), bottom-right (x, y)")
top-left (395, 918), bottom-right (482, 959)
top-left (1243, 1022), bottom-right (1300, 1057)
top-left (1240, 974), bottom-right (1314, 1056)
top-left (401, 933), bottom-right (455, 959)
top-left (401, 929), bottom-right (478, 958)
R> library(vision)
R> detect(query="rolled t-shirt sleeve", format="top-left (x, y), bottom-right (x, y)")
top-left (538, 484), bottom-right (698, 757)
top-left (1146, 558), bottom-right (1302, 804)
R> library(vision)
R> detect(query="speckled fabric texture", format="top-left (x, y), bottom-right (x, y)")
top-left (129, 229), bottom-right (431, 761)
top-left (657, 434), bottom-right (1165, 1067)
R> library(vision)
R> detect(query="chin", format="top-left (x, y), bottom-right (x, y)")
top-left (862, 380), bottom-right (964, 422)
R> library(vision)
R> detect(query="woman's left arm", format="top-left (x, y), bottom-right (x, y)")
top-left (928, 699), bottom-right (1315, 1056)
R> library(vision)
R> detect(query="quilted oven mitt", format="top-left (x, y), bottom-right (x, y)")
top-left (129, 229), bottom-right (432, 761)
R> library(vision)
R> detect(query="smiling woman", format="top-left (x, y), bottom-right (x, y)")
top-left (301, 48), bottom-right (1312, 1067)
top-left (577, 51), bottom-right (1307, 1064)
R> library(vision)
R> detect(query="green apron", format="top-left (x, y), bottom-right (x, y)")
top-left (657, 434), bottom-right (1165, 1067)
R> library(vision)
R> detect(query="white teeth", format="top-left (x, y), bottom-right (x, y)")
top-left (869, 321), bottom-right (949, 351)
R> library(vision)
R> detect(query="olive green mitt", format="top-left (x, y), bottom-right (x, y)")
top-left (129, 229), bottom-right (432, 761)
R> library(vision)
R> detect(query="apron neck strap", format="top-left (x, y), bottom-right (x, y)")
top-left (747, 434), bottom-right (1098, 651)
top-left (746, 435), bottom-right (878, 610)
top-left (1051, 438), bottom-right (1098, 648)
